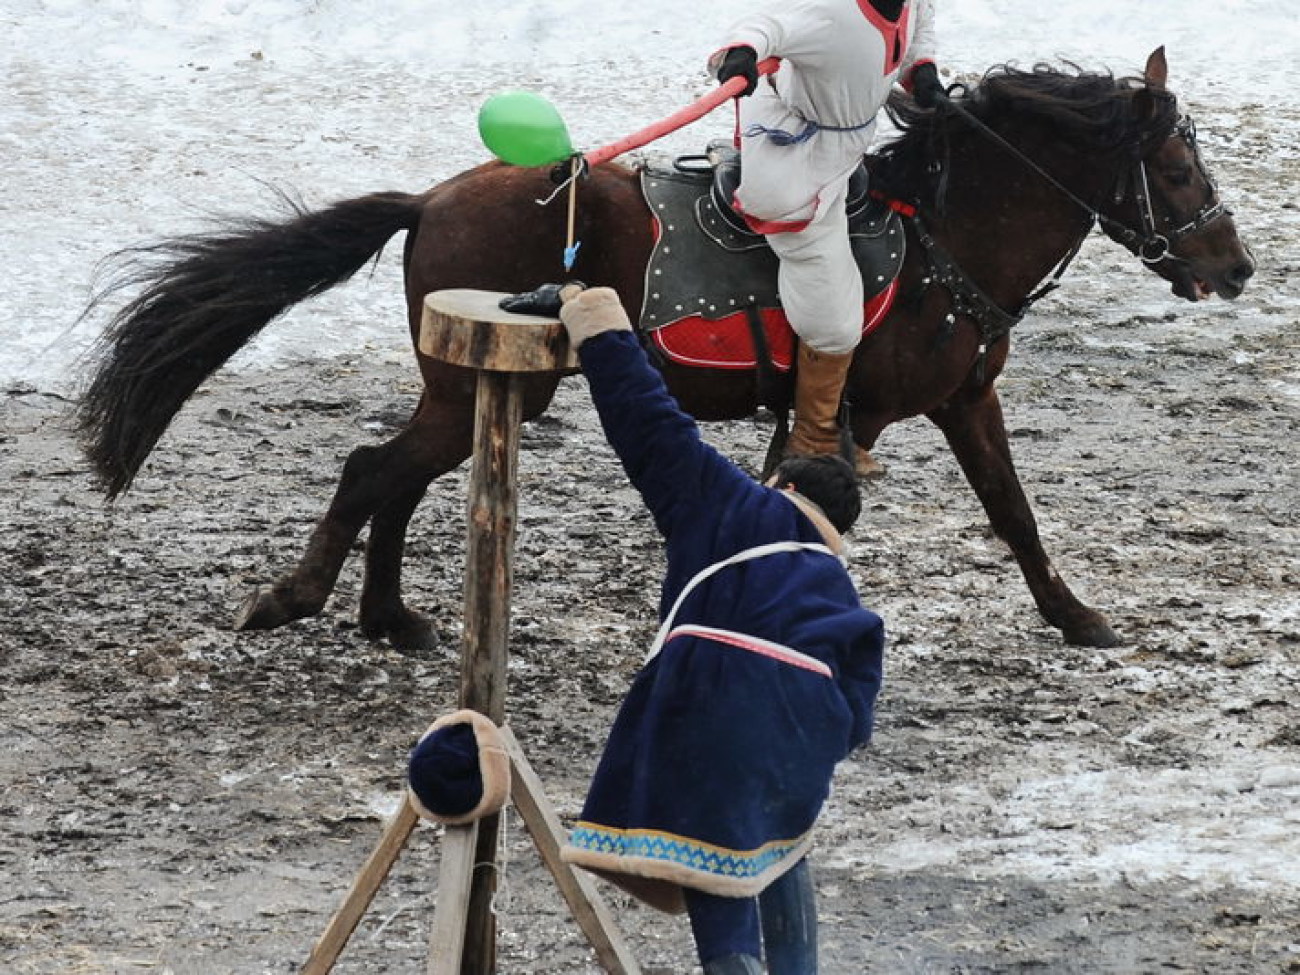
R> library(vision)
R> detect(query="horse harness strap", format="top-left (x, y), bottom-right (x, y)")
top-left (911, 207), bottom-right (1091, 384)
top-left (910, 211), bottom-right (1023, 385)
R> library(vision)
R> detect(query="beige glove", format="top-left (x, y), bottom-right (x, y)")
top-left (558, 286), bottom-right (632, 349)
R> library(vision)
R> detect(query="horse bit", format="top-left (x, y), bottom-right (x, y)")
top-left (909, 99), bottom-right (1231, 381)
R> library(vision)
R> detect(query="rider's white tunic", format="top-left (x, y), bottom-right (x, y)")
top-left (710, 0), bottom-right (937, 351)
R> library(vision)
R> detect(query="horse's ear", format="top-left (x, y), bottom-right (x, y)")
top-left (1143, 46), bottom-right (1168, 91)
top-left (1133, 46), bottom-right (1169, 121)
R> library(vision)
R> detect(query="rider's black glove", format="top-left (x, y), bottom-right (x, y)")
top-left (716, 46), bottom-right (759, 97)
top-left (910, 62), bottom-right (945, 109)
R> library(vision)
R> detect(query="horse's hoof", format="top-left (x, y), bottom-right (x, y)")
top-left (234, 588), bottom-right (288, 631)
top-left (855, 447), bottom-right (887, 480)
top-left (1063, 618), bottom-right (1122, 648)
top-left (362, 610), bottom-right (439, 656)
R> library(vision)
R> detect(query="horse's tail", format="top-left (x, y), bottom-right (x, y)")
top-left (75, 189), bottom-right (426, 499)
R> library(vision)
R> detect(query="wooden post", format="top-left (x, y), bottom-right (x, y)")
top-left (421, 291), bottom-right (639, 975)
top-left (455, 370), bottom-right (518, 974)
top-left (424, 291), bottom-right (572, 974)
top-left (301, 800), bottom-right (420, 975)
top-left (302, 291), bottom-right (636, 975)
top-left (427, 821), bottom-right (481, 973)
top-left (500, 728), bottom-right (642, 975)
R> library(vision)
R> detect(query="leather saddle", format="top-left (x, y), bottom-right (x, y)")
top-left (638, 146), bottom-right (905, 334)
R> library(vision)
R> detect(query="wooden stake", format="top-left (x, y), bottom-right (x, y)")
top-left (564, 155), bottom-right (580, 270)
top-left (427, 821), bottom-right (481, 975)
top-left (501, 727), bottom-right (642, 975)
top-left (301, 292), bottom-right (634, 975)
top-left (301, 799), bottom-right (420, 975)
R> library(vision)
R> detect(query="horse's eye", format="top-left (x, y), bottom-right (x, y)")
top-left (1164, 166), bottom-right (1194, 188)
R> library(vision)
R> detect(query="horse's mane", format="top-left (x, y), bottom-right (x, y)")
top-left (871, 61), bottom-right (1180, 205)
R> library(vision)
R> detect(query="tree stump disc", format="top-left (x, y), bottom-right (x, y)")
top-left (419, 289), bottom-right (578, 373)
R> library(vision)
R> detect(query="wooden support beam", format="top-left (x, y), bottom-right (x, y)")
top-left (500, 727), bottom-right (643, 975)
top-left (427, 821), bottom-right (482, 975)
top-left (301, 799), bottom-right (420, 975)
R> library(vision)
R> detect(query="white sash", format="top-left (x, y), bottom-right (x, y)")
top-left (645, 540), bottom-right (837, 663)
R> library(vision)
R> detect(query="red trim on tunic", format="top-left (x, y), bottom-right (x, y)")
top-left (741, 212), bottom-right (813, 235)
top-left (901, 57), bottom-right (935, 92)
top-left (855, 0), bottom-right (912, 75)
top-left (666, 624), bottom-right (834, 677)
top-left (732, 192), bottom-right (815, 235)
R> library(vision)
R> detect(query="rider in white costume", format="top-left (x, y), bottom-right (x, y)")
top-left (710, 0), bottom-right (942, 463)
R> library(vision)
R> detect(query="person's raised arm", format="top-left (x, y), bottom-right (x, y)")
top-left (559, 287), bottom-right (753, 533)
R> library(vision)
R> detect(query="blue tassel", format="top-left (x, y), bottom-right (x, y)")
top-left (744, 116), bottom-right (874, 147)
top-left (744, 121), bottom-right (820, 146)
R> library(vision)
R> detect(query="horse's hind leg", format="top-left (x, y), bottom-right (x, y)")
top-left (928, 386), bottom-right (1121, 648)
top-left (359, 482), bottom-right (437, 652)
top-left (355, 372), bottom-right (567, 651)
top-left (235, 398), bottom-right (474, 650)
top-left (233, 443), bottom-right (379, 635)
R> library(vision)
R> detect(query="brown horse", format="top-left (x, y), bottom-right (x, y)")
top-left (76, 48), bottom-right (1253, 653)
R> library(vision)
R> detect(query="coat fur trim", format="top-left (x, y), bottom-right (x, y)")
top-left (407, 709), bottom-right (511, 826)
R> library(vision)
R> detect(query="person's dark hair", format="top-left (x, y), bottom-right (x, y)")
top-left (772, 454), bottom-right (862, 534)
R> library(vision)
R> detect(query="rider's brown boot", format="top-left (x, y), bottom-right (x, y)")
top-left (786, 343), bottom-right (855, 458)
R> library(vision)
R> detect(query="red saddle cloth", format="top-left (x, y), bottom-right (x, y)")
top-left (651, 282), bottom-right (897, 371)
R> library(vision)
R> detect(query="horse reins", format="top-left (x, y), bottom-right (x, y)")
top-left (938, 96), bottom-right (1230, 269)
top-left (906, 92), bottom-right (1232, 382)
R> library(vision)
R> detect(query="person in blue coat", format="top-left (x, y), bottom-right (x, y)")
top-left (548, 286), bottom-right (886, 975)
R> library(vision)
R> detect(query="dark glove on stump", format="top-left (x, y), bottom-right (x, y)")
top-left (499, 281), bottom-right (586, 318)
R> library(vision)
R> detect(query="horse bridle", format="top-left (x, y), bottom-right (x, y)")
top-left (1110, 115), bottom-right (1230, 265)
top-left (910, 98), bottom-right (1230, 383)
top-left (940, 98), bottom-right (1230, 270)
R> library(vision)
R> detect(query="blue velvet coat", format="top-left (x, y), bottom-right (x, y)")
top-left (560, 331), bottom-right (885, 912)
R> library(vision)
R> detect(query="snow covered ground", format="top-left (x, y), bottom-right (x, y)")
top-left (3, 0), bottom-right (1297, 391)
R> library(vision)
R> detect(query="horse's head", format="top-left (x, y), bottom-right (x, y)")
top-left (1098, 48), bottom-right (1255, 301)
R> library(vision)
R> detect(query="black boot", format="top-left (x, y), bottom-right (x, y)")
top-left (759, 858), bottom-right (818, 974)
top-left (704, 954), bottom-right (765, 975)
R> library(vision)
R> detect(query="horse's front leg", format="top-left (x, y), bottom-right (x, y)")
top-left (927, 387), bottom-right (1121, 647)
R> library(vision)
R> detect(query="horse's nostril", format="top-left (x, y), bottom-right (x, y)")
top-left (1227, 261), bottom-right (1255, 289)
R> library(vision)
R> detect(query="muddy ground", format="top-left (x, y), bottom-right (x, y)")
top-left (3, 115), bottom-right (1300, 973)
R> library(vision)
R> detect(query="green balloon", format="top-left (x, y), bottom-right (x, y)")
top-left (478, 90), bottom-right (574, 167)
